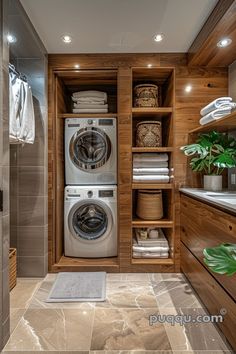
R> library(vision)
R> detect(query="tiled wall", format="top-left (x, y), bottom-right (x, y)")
top-left (0, 0), bottom-right (10, 349)
top-left (8, 0), bottom-right (48, 276)
top-left (228, 60), bottom-right (236, 190)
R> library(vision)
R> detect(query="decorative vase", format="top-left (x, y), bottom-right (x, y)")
top-left (203, 175), bottom-right (222, 191)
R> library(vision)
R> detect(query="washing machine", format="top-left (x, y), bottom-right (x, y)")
top-left (64, 185), bottom-right (117, 258)
top-left (65, 118), bottom-right (117, 185)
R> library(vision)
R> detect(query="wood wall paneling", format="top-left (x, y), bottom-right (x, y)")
top-left (188, 0), bottom-right (236, 66)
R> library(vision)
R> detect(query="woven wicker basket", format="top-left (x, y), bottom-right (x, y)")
top-left (136, 190), bottom-right (163, 220)
top-left (136, 121), bottom-right (162, 147)
top-left (9, 248), bottom-right (17, 291)
top-left (134, 84), bottom-right (158, 107)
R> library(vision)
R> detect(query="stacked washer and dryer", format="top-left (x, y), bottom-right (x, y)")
top-left (64, 117), bottom-right (118, 258)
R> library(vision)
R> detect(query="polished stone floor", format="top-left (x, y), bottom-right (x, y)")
top-left (2, 273), bottom-right (233, 353)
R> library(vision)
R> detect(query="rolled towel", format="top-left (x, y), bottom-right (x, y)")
top-left (133, 167), bottom-right (169, 175)
top-left (72, 90), bottom-right (107, 100)
top-left (72, 108), bottom-right (108, 113)
top-left (133, 175), bottom-right (170, 183)
top-left (133, 153), bottom-right (169, 162)
top-left (133, 161), bottom-right (168, 168)
top-left (199, 105), bottom-right (235, 125)
top-left (73, 103), bottom-right (108, 109)
top-left (200, 97), bottom-right (232, 116)
top-left (72, 97), bottom-right (107, 104)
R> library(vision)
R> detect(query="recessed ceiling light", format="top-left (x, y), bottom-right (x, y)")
top-left (74, 64), bottom-right (80, 69)
top-left (147, 64), bottom-right (152, 68)
top-left (154, 33), bottom-right (164, 42)
top-left (185, 85), bottom-right (192, 93)
top-left (217, 38), bottom-right (232, 48)
top-left (62, 35), bottom-right (72, 43)
top-left (7, 34), bottom-right (16, 43)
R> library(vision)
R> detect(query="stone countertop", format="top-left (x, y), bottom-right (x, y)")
top-left (179, 188), bottom-right (236, 215)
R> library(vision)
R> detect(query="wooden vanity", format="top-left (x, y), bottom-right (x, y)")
top-left (180, 192), bottom-right (236, 350)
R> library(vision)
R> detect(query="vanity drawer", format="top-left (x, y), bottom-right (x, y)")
top-left (181, 242), bottom-right (236, 351)
top-left (180, 194), bottom-right (236, 301)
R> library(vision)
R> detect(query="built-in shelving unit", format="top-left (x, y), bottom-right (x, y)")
top-left (189, 111), bottom-right (236, 134)
top-left (131, 67), bottom-right (175, 266)
top-left (60, 113), bottom-right (117, 118)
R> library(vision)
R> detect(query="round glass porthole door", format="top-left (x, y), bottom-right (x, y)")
top-left (69, 201), bottom-right (112, 241)
top-left (69, 127), bottom-right (111, 171)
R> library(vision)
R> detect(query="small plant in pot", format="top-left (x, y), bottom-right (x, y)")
top-left (180, 131), bottom-right (236, 191)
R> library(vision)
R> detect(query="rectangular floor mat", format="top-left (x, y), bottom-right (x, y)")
top-left (46, 271), bottom-right (106, 302)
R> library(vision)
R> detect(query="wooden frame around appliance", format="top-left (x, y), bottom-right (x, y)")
top-left (48, 53), bottom-right (228, 273)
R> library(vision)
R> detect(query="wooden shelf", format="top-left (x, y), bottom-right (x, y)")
top-left (132, 107), bottom-right (172, 117)
top-left (52, 255), bottom-right (119, 272)
top-left (189, 111), bottom-right (236, 134)
top-left (59, 113), bottom-right (117, 118)
top-left (132, 183), bottom-right (173, 189)
top-left (132, 147), bottom-right (173, 152)
top-left (132, 258), bottom-right (174, 265)
top-left (132, 218), bottom-right (174, 228)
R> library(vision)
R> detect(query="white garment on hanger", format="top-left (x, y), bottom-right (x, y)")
top-left (18, 82), bottom-right (35, 144)
top-left (9, 73), bottom-right (24, 142)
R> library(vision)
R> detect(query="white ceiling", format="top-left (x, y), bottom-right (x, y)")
top-left (20, 0), bottom-right (218, 54)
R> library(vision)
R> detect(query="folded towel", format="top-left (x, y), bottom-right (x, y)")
top-left (133, 252), bottom-right (169, 258)
top-left (133, 167), bottom-right (169, 175)
top-left (72, 108), bottom-right (108, 113)
top-left (133, 175), bottom-right (170, 183)
top-left (133, 161), bottom-right (168, 168)
top-left (199, 106), bottom-right (234, 125)
top-left (200, 97), bottom-right (232, 116)
top-left (133, 153), bottom-right (169, 162)
top-left (73, 103), bottom-right (108, 109)
top-left (72, 90), bottom-right (107, 100)
top-left (72, 97), bottom-right (107, 104)
top-left (133, 245), bottom-right (169, 253)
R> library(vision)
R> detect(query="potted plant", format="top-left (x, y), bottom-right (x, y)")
top-left (204, 243), bottom-right (236, 276)
top-left (180, 131), bottom-right (236, 191)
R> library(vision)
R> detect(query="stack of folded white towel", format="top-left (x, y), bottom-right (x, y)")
top-left (72, 90), bottom-right (108, 113)
top-left (133, 228), bottom-right (169, 258)
top-left (133, 153), bottom-right (169, 183)
top-left (200, 97), bottom-right (236, 125)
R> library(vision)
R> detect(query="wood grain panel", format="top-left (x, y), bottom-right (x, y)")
top-left (181, 242), bottom-right (236, 351)
top-left (188, 0), bottom-right (236, 66)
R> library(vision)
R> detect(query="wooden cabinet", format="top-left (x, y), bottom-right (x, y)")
top-left (180, 193), bottom-right (236, 350)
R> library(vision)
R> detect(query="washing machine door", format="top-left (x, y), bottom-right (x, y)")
top-left (69, 200), bottom-right (113, 242)
top-left (69, 127), bottom-right (111, 171)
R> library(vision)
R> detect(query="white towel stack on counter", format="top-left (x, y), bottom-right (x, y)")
top-left (133, 153), bottom-right (169, 183)
top-left (133, 228), bottom-right (169, 258)
top-left (200, 97), bottom-right (236, 125)
top-left (72, 90), bottom-right (108, 113)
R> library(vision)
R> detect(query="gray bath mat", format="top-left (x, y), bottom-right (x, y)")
top-left (46, 272), bottom-right (106, 302)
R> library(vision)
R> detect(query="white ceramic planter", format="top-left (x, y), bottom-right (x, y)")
top-left (203, 175), bottom-right (222, 191)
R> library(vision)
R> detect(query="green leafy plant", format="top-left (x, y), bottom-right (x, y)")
top-left (180, 131), bottom-right (236, 175)
top-left (203, 243), bottom-right (236, 276)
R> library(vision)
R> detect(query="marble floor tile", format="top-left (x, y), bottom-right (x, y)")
top-left (97, 281), bottom-right (157, 308)
top-left (152, 281), bottom-right (202, 308)
top-left (106, 273), bottom-right (150, 282)
top-left (150, 273), bottom-right (186, 282)
top-left (174, 308), bottom-right (231, 352)
top-left (90, 351), bottom-right (173, 354)
top-left (4, 308), bottom-right (94, 351)
top-left (9, 308), bottom-right (26, 334)
top-left (10, 279), bottom-right (42, 309)
top-left (2, 350), bottom-right (90, 354)
top-left (28, 281), bottom-right (95, 309)
top-left (91, 308), bottom-right (171, 351)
